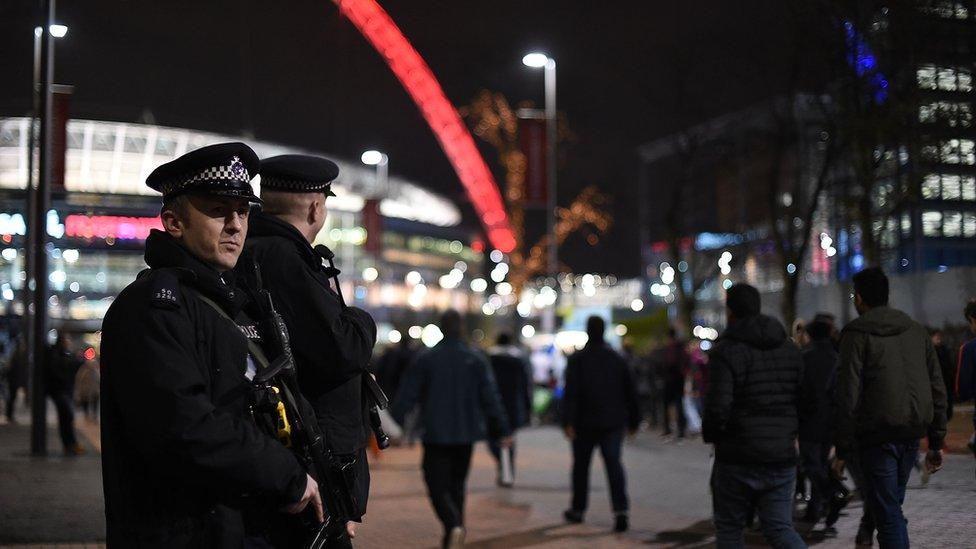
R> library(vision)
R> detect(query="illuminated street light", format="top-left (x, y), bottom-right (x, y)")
top-left (522, 50), bottom-right (558, 334)
top-left (361, 149), bottom-right (387, 166)
top-left (34, 25), bottom-right (68, 38)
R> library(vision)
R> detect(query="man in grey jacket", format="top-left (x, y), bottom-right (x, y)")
top-left (832, 267), bottom-right (947, 549)
top-left (392, 310), bottom-right (511, 549)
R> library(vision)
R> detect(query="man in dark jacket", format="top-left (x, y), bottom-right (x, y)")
top-left (703, 283), bottom-right (804, 549)
top-left (797, 320), bottom-right (845, 525)
top-left (45, 333), bottom-right (85, 455)
top-left (561, 316), bottom-right (640, 533)
top-left (391, 310), bottom-right (511, 549)
top-left (487, 332), bottom-right (533, 486)
top-left (832, 268), bottom-right (947, 549)
top-left (100, 144), bottom-right (320, 547)
top-left (245, 155), bottom-right (377, 537)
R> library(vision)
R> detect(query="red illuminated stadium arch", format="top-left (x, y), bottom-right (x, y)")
top-left (333, 0), bottom-right (517, 253)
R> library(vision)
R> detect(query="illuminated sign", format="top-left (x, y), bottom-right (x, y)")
top-left (64, 215), bottom-right (161, 241)
top-left (333, 0), bottom-right (516, 253)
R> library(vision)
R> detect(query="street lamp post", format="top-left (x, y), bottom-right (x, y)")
top-left (360, 149), bottom-right (389, 196)
top-left (522, 52), bottom-right (557, 335)
top-left (28, 3), bottom-right (63, 456)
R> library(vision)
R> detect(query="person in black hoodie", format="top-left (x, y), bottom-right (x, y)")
top-left (561, 316), bottom-right (640, 533)
top-left (797, 320), bottom-right (846, 525)
top-left (703, 284), bottom-right (805, 549)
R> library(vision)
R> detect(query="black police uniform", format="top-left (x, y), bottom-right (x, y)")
top-left (245, 155), bottom-right (377, 521)
top-left (100, 144), bottom-right (307, 547)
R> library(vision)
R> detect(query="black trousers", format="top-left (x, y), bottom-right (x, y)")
top-left (49, 389), bottom-right (78, 449)
top-left (662, 390), bottom-right (686, 437)
top-left (570, 428), bottom-right (629, 514)
top-left (799, 440), bottom-right (844, 518)
top-left (422, 443), bottom-right (474, 533)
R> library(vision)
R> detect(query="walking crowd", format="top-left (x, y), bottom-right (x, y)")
top-left (0, 140), bottom-right (972, 549)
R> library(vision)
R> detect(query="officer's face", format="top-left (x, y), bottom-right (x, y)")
top-left (163, 194), bottom-right (250, 272)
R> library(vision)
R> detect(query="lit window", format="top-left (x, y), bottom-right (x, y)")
top-left (901, 213), bottom-right (912, 236)
top-left (944, 211), bottom-right (963, 236)
top-left (960, 69), bottom-right (973, 92)
top-left (963, 176), bottom-right (976, 200)
top-left (922, 174), bottom-right (941, 199)
top-left (966, 212), bottom-right (976, 237)
top-left (917, 64), bottom-right (937, 89)
top-left (943, 174), bottom-right (962, 199)
top-left (923, 210), bottom-right (943, 236)
top-left (961, 139), bottom-right (976, 164)
top-left (938, 67), bottom-right (959, 91)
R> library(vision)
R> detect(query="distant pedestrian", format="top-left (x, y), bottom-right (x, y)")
top-left (703, 283), bottom-right (805, 549)
top-left (797, 320), bottom-right (846, 526)
top-left (4, 336), bottom-right (27, 423)
top-left (929, 328), bottom-right (955, 421)
top-left (375, 334), bottom-right (417, 404)
top-left (486, 333), bottom-right (533, 486)
top-left (46, 333), bottom-right (85, 456)
top-left (561, 316), bottom-right (640, 533)
top-left (959, 301), bottom-right (976, 459)
top-left (660, 328), bottom-right (689, 439)
top-left (75, 352), bottom-right (100, 421)
top-left (832, 268), bottom-right (947, 549)
top-left (391, 310), bottom-right (511, 549)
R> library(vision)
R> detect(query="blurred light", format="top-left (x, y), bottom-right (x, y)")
top-left (1, 287), bottom-right (12, 301)
top-left (470, 278), bottom-right (488, 292)
top-left (581, 273), bottom-right (595, 286)
top-left (615, 324), bottom-right (628, 337)
top-left (69, 281), bottom-right (80, 292)
top-left (583, 285), bottom-right (596, 297)
top-left (496, 282), bottom-right (512, 295)
top-left (522, 52), bottom-right (551, 68)
top-left (408, 325), bottom-right (423, 339)
top-left (938, 264), bottom-right (948, 273)
top-left (787, 263), bottom-right (797, 275)
top-left (388, 329), bottom-right (402, 343)
top-left (900, 258), bottom-right (909, 267)
top-left (35, 25), bottom-right (68, 38)
top-left (83, 347), bottom-right (96, 361)
top-left (1, 248), bottom-right (16, 261)
top-left (661, 266), bottom-right (675, 285)
top-left (361, 150), bottom-right (385, 166)
top-left (630, 298), bottom-right (644, 312)
top-left (421, 324), bottom-right (444, 348)
top-left (826, 247), bottom-right (837, 257)
top-left (62, 249), bottom-right (79, 263)
top-left (490, 249), bottom-right (504, 263)
top-left (482, 303), bottom-right (495, 315)
top-left (700, 340), bottom-right (713, 351)
top-left (517, 301), bottom-right (532, 317)
top-left (495, 262), bottom-right (509, 275)
top-left (49, 270), bottom-right (66, 284)
top-left (521, 324), bottom-right (536, 338)
top-left (449, 240), bottom-right (463, 254)
top-left (723, 279), bottom-right (733, 290)
top-left (454, 261), bottom-right (468, 272)
top-left (490, 268), bottom-right (506, 283)
top-left (438, 274), bottom-right (458, 289)
top-left (405, 271), bottom-right (423, 286)
top-left (362, 267), bottom-right (379, 282)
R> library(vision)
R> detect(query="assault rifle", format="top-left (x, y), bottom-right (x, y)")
top-left (253, 291), bottom-right (357, 548)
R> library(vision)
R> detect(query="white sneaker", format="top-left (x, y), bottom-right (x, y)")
top-left (446, 526), bottom-right (465, 549)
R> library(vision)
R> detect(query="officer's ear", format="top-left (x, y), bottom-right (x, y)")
top-left (160, 196), bottom-right (189, 239)
top-left (307, 195), bottom-right (325, 226)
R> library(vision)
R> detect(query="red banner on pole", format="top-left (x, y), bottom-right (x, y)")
top-left (363, 198), bottom-right (383, 256)
top-left (51, 87), bottom-right (71, 191)
top-left (519, 117), bottom-right (547, 206)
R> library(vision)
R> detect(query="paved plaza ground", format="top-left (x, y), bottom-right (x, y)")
top-left (0, 406), bottom-right (974, 548)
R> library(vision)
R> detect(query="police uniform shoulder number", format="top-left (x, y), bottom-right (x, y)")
top-left (150, 269), bottom-right (181, 309)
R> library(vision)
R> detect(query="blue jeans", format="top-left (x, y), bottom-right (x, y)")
top-left (858, 441), bottom-right (918, 549)
top-left (711, 461), bottom-right (806, 549)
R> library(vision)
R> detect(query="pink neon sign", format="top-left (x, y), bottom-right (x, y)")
top-left (333, 0), bottom-right (517, 253)
top-left (65, 215), bottom-right (162, 241)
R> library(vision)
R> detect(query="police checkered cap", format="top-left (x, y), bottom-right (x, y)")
top-left (146, 142), bottom-right (261, 202)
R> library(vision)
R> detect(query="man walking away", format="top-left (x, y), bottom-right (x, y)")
top-left (703, 284), bottom-right (805, 549)
top-left (660, 328), bottom-right (689, 439)
top-left (391, 310), bottom-right (511, 549)
top-left (487, 333), bottom-right (533, 486)
top-left (561, 316), bottom-right (640, 533)
top-left (833, 268), bottom-right (947, 549)
top-left (46, 333), bottom-right (85, 455)
top-left (797, 320), bottom-right (846, 526)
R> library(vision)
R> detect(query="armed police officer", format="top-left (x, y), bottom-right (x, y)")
top-left (100, 143), bottom-right (323, 547)
top-left (245, 155), bottom-right (378, 542)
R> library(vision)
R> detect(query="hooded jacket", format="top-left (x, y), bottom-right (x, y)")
top-left (833, 306), bottom-right (947, 459)
top-left (703, 314), bottom-right (803, 466)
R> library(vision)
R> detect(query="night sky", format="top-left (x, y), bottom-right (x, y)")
top-left (0, 1), bottom-right (799, 277)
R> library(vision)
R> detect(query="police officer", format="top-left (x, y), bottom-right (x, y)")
top-left (245, 154), bottom-right (377, 541)
top-left (100, 143), bottom-right (323, 547)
